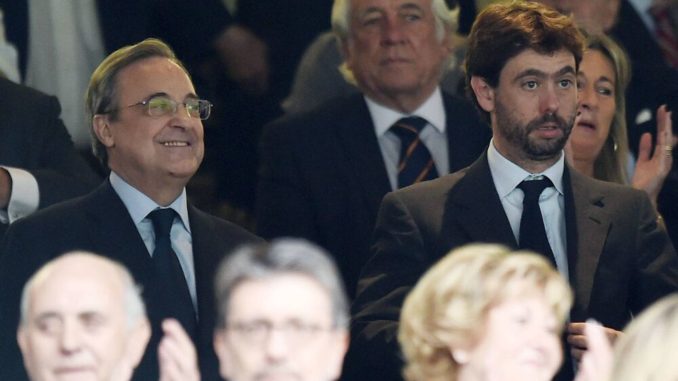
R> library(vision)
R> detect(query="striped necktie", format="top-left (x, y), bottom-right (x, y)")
top-left (391, 116), bottom-right (439, 188)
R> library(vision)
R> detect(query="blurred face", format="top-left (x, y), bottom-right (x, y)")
top-left (478, 49), bottom-right (578, 167)
top-left (17, 258), bottom-right (150, 381)
top-left (95, 56), bottom-right (204, 196)
top-left (460, 295), bottom-right (563, 381)
top-left (569, 49), bottom-right (616, 163)
top-left (214, 274), bottom-right (348, 381)
top-left (342, 0), bottom-right (452, 110)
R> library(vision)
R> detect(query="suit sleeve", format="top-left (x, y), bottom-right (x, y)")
top-left (344, 191), bottom-right (434, 381)
top-left (30, 94), bottom-right (101, 209)
top-left (631, 190), bottom-right (678, 313)
top-left (255, 121), bottom-right (319, 241)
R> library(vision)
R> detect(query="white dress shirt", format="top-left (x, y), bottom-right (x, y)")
top-left (109, 172), bottom-right (198, 312)
top-left (366, 87), bottom-right (449, 190)
top-left (487, 141), bottom-right (569, 279)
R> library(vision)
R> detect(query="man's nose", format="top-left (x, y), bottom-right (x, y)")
top-left (58, 323), bottom-right (83, 353)
top-left (381, 17), bottom-right (406, 45)
top-left (541, 85), bottom-right (561, 114)
top-left (264, 328), bottom-right (291, 363)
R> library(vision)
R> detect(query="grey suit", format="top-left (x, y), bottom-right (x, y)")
top-left (346, 153), bottom-right (678, 381)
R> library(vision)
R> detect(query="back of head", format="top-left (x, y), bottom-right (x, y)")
top-left (85, 38), bottom-right (187, 168)
top-left (399, 243), bottom-right (572, 381)
top-left (465, 0), bottom-right (584, 122)
top-left (611, 294), bottom-right (678, 381)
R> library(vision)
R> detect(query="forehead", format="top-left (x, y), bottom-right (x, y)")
top-left (228, 274), bottom-right (332, 322)
top-left (28, 265), bottom-right (124, 318)
top-left (580, 49), bottom-right (615, 77)
top-left (114, 56), bottom-right (195, 102)
top-left (499, 48), bottom-right (576, 82)
top-left (350, 0), bottom-right (432, 15)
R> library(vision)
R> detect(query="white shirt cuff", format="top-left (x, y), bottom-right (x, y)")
top-left (0, 167), bottom-right (39, 223)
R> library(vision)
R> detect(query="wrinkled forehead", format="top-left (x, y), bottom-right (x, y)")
top-left (227, 274), bottom-right (333, 323)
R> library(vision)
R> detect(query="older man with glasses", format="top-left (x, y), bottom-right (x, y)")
top-left (0, 38), bottom-right (262, 381)
top-left (213, 239), bottom-right (349, 381)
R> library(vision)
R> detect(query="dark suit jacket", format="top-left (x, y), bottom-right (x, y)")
top-left (0, 78), bottom-right (101, 235)
top-left (256, 92), bottom-right (491, 297)
top-left (0, 181), bottom-right (261, 381)
top-left (347, 154), bottom-right (678, 381)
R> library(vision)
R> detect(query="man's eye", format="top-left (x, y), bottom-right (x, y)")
top-left (148, 98), bottom-right (174, 112)
top-left (558, 79), bottom-right (574, 88)
top-left (523, 81), bottom-right (538, 90)
top-left (36, 317), bottom-right (62, 335)
top-left (403, 13), bottom-right (421, 22)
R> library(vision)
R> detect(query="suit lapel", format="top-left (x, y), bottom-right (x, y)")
top-left (335, 96), bottom-right (392, 215)
top-left (567, 169), bottom-right (610, 319)
top-left (443, 155), bottom-right (518, 247)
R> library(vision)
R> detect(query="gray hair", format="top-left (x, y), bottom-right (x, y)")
top-left (331, 0), bottom-right (459, 85)
top-left (86, 38), bottom-right (189, 167)
top-left (215, 239), bottom-right (349, 329)
top-left (19, 251), bottom-right (146, 330)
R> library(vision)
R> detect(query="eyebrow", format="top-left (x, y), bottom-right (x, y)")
top-left (514, 66), bottom-right (576, 82)
top-left (144, 92), bottom-right (200, 101)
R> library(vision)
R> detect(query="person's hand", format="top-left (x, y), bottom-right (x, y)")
top-left (573, 320), bottom-right (614, 381)
top-left (158, 319), bottom-right (201, 381)
top-left (568, 321), bottom-right (621, 362)
top-left (632, 104), bottom-right (674, 207)
top-left (214, 24), bottom-right (269, 95)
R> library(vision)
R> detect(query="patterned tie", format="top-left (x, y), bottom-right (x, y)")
top-left (147, 208), bottom-right (197, 339)
top-left (517, 178), bottom-right (557, 267)
top-left (650, 2), bottom-right (678, 68)
top-left (391, 116), bottom-right (439, 188)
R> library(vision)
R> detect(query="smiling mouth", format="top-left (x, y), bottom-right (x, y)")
top-left (161, 141), bottom-right (189, 147)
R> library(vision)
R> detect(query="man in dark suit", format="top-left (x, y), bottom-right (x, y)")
top-left (0, 38), bottom-right (261, 381)
top-left (256, 0), bottom-right (491, 298)
top-left (350, 2), bottom-right (678, 381)
top-left (0, 78), bottom-right (101, 236)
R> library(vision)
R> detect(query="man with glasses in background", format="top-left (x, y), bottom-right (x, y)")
top-left (213, 239), bottom-right (349, 381)
top-left (0, 38), bottom-right (261, 381)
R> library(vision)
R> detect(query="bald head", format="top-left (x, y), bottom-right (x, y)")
top-left (17, 252), bottom-right (150, 381)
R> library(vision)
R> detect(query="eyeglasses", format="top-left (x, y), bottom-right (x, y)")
top-left (105, 95), bottom-right (213, 120)
top-left (227, 320), bottom-right (333, 346)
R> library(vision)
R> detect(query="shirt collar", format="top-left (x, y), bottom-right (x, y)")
top-left (109, 171), bottom-right (191, 232)
top-left (366, 87), bottom-right (446, 137)
top-left (487, 139), bottom-right (565, 199)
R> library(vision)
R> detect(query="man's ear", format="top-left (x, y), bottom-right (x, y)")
top-left (470, 76), bottom-right (495, 113)
top-left (93, 114), bottom-right (115, 148)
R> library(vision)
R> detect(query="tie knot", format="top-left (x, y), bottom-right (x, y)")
top-left (148, 208), bottom-right (176, 239)
top-left (518, 178), bottom-right (553, 201)
top-left (391, 116), bottom-right (428, 139)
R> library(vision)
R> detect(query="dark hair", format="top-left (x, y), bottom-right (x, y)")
top-left (465, 1), bottom-right (585, 122)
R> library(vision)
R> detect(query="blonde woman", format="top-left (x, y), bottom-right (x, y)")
top-left (399, 244), bottom-right (572, 381)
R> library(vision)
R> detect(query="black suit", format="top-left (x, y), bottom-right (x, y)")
top-left (348, 153), bottom-right (678, 381)
top-left (0, 181), bottom-right (261, 381)
top-left (256, 93), bottom-right (491, 297)
top-left (0, 78), bottom-right (101, 235)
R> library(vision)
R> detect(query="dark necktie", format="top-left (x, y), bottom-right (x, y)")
top-left (517, 178), bottom-right (557, 267)
top-left (391, 116), bottom-right (439, 188)
top-left (147, 208), bottom-right (197, 339)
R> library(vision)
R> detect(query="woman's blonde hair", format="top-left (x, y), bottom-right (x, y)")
top-left (398, 244), bottom-right (572, 381)
top-left (610, 294), bottom-right (678, 381)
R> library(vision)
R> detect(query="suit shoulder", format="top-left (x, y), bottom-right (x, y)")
top-left (189, 206), bottom-right (263, 244)
top-left (264, 94), bottom-right (366, 135)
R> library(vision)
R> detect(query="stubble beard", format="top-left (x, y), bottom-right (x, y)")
top-left (495, 100), bottom-right (575, 162)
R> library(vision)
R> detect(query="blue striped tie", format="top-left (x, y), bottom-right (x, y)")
top-left (391, 116), bottom-right (439, 188)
